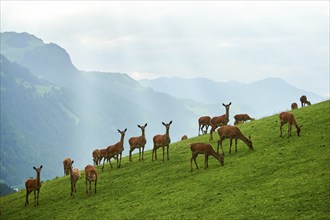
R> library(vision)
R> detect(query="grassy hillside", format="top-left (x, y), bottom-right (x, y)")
top-left (1, 100), bottom-right (329, 219)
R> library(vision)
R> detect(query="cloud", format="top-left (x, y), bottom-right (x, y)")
top-left (1, 1), bottom-right (329, 96)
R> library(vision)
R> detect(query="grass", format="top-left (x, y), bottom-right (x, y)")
top-left (1, 100), bottom-right (329, 219)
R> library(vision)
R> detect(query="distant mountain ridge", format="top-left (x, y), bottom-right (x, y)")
top-left (139, 77), bottom-right (324, 117)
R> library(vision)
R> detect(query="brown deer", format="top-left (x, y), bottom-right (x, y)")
top-left (129, 123), bottom-right (147, 161)
top-left (181, 135), bottom-right (188, 141)
top-left (300, 95), bottom-right (311, 107)
top-left (233, 114), bottom-right (255, 125)
top-left (217, 125), bottom-right (253, 155)
top-left (85, 165), bottom-right (98, 195)
top-left (102, 128), bottom-right (127, 170)
top-left (63, 158), bottom-right (72, 176)
top-left (25, 165), bottom-right (43, 206)
top-left (209, 102), bottom-right (232, 141)
top-left (198, 116), bottom-right (211, 135)
top-left (92, 149), bottom-right (101, 165)
top-left (291, 102), bottom-right (298, 110)
top-left (152, 121), bottom-right (172, 162)
top-left (190, 143), bottom-right (224, 171)
top-left (68, 160), bottom-right (81, 198)
top-left (279, 112), bottom-right (302, 137)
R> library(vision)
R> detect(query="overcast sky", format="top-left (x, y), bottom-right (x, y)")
top-left (1, 1), bottom-right (329, 96)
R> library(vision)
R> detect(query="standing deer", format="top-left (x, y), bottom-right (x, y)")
top-left (233, 114), bottom-right (255, 125)
top-left (152, 121), bottom-right (172, 162)
top-left (300, 95), bottom-right (311, 107)
top-left (217, 125), bottom-right (253, 155)
top-left (25, 165), bottom-right (43, 207)
top-left (190, 143), bottom-right (224, 171)
top-left (279, 112), bottom-right (302, 137)
top-left (85, 165), bottom-right (98, 195)
top-left (92, 149), bottom-right (101, 165)
top-left (291, 102), bottom-right (298, 110)
top-left (209, 102), bottom-right (232, 141)
top-left (67, 160), bottom-right (81, 198)
top-left (63, 158), bottom-right (72, 176)
top-left (129, 123), bottom-right (147, 161)
top-left (198, 116), bottom-right (211, 136)
top-left (102, 128), bottom-right (127, 170)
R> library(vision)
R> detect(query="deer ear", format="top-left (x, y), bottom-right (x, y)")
top-left (145, 123), bottom-right (148, 127)
top-left (117, 129), bottom-right (121, 133)
top-left (40, 165), bottom-right (43, 169)
top-left (222, 103), bottom-right (225, 106)
top-left (229, 102), bottom-right (232, 105)
top-left (162, 122), bottom-right (166, 126)
top-left (33, 166), bottom-right (36, 170)
top-left (72, 160), bottom-right (74, 164)
top-left (124, 128), bottom-right (127, 132)
top-left (137, 125), bottom-right (141, 128)
top-left (169, 120), bottom-right (172, 125)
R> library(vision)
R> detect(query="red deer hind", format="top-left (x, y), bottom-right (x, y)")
top-left (217, 125), bottom-right (253, 155)
top-left (190, 143), bottom-right (224, 171)
top-left (291, 102), bottom-right (298, 110)
top-left (102, 128), bottom-right (127, 170)
top-left (85, 165), bottom-right (98, 195)
top-left (25, 165), bottom-right (43, 206)
top-left (300, 95), bottom-right (311, 107)
top-left (209, 102), bottom-right (231, 141)
top-left (198, 116), bottom-right (211, 136)
top-left (279, 112), bottom-right (302, 137)
top-left (129, 123), bottom-right (147, 161)
top-left (152, 121), bottom-right (172, 162)
top-left (233, 114), bottom-right (255, 125)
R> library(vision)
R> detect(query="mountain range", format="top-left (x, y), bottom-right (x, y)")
top-left (0, 31), bottom-right (325, 189)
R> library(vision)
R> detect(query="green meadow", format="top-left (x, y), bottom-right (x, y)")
top-left (1, 100), bottom-right (329, 219)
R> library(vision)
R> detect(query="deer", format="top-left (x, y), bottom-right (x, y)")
top-left (279, 112), bottom-right (302, 138)
top-left (92, 149), bottom-right (101, 165)
top-left (85, 165), bottom-right (98, 195)
top-left (190, 143), bottom-right (224, 171)
top-left (291, 102), bottom-right (298, 110)
top-left (68, 160), bottom-right (81, 198)
top-left (209, 102), bottom-right (231, 141)
top-left (152, 121), bottom-right (172, 162)
top-left (129, 123), bottom-right (147, 162)
top-left (181, 135), bottom-right (188, 141)
top-left (217, 125), bottom-right (253, 155)
top-left (25, 165), bottom-right (43, 207)
top-left (102, 128), bottom-right (127, 170)
top-left (198, 116), bottom-right (211, 135)
top-left (300, 95), bottom-right (311, 107)
top-left (63, 158), bottom-right (72, 176)
top-left (233, 114), bottom-right (255, 125)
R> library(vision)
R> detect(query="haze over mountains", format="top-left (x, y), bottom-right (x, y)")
top-left (0, 32), bottom-right (325, 188)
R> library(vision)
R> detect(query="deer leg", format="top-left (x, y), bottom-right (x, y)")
top-left (229, 138), bottom-right (233, 154)
top-left (162, 146), bottom-right (165, 162)
top-left (235, 139), bottom-right (238, 152)
top-left (280, 123), bottom-right (283, 137)
top-left (209, 127), bottom-right (214, 141)
top-left (119, 153), bottom-right (122, 168)
top-left (25, 190), bottom-right (30, 206)
top-left (129, 149), bottom-right (132, 162)
top-left (167, 145), bottom-right (169, 160)
top-left (191, 153), bottom-right (198, 171)
top-left (37, 189), bottom-right (40, 206)
top-left (204, 155), bottom-right (209, 170)
top-left (142, 146), bottom-right (145, 161)
top-left (138, 148), bottom-right (141, 161)
top-left (102, 157), bottom-right (106, 171)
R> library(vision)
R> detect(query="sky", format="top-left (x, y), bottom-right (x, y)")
top-left (1, 1), bottom-right (329, 96)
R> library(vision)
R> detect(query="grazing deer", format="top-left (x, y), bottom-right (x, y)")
top-left (92, 149), bottom-right (101, 165)
top-left (85, 165), bottom-right (98, 195)
top-left (233, 114), bottom-right (255, 125)
top-left (129, 123), bottom-right (147, 161)
top-left (291, 102), bottom-right (298, 110)
top-left (279, 112), bottom-right (302, 137)
top-left (217, 125), bottom-right (253, 155)
top-left (63, 158), bottom-right (72, 176)
top-left (198, 116), bottom-right (211, 136)
top-left (300, 95), bottom-right (311, 107)
top-left (190, 143), bottom-right (224, 171)
top-left (68, 160), bottom-right (81, 198)
top-left (152, 121), bottom-right (172, 162)
top-left (102, 128), bottom-right (127, 170)
top-left (181, 135), bottom-right (188, 141)
top-left (25, 165), bottom-right (43, 207)
top-left (209, 102), bottom-right (232, 141)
